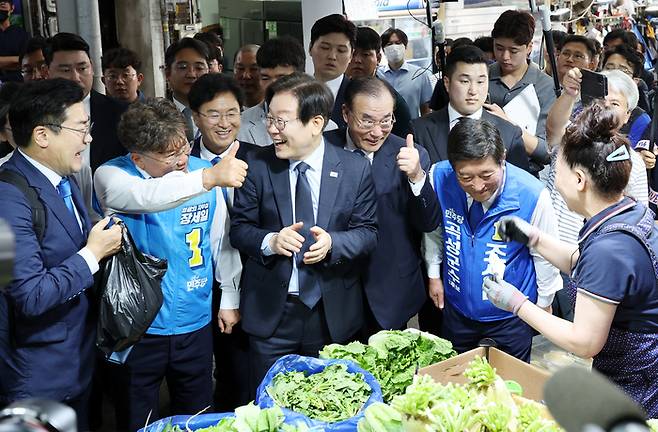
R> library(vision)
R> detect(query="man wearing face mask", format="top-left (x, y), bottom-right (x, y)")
top-left (0, 0), bottom-right (28, 83)
top-left (378, 28), bottom-right (433, 119)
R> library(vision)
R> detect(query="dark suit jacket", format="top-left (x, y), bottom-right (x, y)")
top-left (230, 141), bottom-right (378, 341)
top-left (410, 107), bottom-right (530, 172)
top-left (0, 151), bottom-right (95, 403)
top-left (331, 76), bottom-right (350, 130)
top-left (90, 90), bottom-right (128, 172)
top-left (324, 129), bottom-right (440, 329)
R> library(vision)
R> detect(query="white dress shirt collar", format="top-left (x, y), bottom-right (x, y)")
top-left (18, 148), bottom-right (62, 188)
top-left (447, 104), bottom-right (483, 130)
top-left (83, 93), bottom-right (91, 117)
top-left (289, 138), bottom-right (325, 174)
top-left (344, 129), bottom-right (374, 164)
top-left (199, 137), bottom-right (238, 161)
top-left (324, 74), bottom-right (344, 99)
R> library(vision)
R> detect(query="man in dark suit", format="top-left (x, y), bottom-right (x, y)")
top-left (411, 45), bottom-right (529, 172)
top-left (230, 73), bottom-right (378, 388)
top-left (324, 77), bottom-right (439, 336)
top-left (308, 14), bottom-right (356, 130)
top-left (0, 79), bottom-right (122, 429)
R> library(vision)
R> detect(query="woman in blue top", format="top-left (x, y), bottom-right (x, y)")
top-left (483, 101), bottom-right (658, 416)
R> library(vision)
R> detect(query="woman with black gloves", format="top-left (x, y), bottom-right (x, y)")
top-left (483, 100), bottom-right (658, 416)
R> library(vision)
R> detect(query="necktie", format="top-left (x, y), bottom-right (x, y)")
top-left (468, 200), bottom-right (484, 231)
top-left (57, 177), bottom-right (79, 229)
top-left (211, 156), bottom-right (230, 205)
top-left (295, 162), bottom-right (321, 309)
top-left (183, 107), bottom-right (195, 143)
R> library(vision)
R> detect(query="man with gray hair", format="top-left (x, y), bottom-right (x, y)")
top-left (234, 44), bottom-right (263, 108)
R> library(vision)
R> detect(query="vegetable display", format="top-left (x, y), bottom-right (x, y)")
top-left (266, 363), bottom-right (371, 423)
top-left (357, 356), bottom-right (564, 432)
top-left (319, 329), bottom-right (457, 402)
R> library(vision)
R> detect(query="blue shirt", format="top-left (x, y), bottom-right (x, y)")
top-left (574, 198), bottom-right (658, 331)
top-left (378, 62), bottom-right (433, 119)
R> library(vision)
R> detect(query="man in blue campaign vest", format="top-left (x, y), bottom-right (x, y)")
top-left (95, 98), bottom-right (223, 430)
top-left (420, 118), bottom-right (561, 361)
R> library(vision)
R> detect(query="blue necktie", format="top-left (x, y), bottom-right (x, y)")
top-left (295, 162), bottom-right (321, 309)
top-left (468, 200), bottom-right (484, 231)
top-left (57, 177), bottom-right (79, 229)
top-left (211, 156), bottom-right (230, 205)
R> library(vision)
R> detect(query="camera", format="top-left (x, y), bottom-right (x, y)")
top-left (0, 399), bottom-right (76, 432)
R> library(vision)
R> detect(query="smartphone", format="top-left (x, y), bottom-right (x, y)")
top-left (580, 69), bottom-right (608, 105)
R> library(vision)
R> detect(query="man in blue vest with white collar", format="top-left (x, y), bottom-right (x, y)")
top-left (418, 118), bottom-right (561, 361)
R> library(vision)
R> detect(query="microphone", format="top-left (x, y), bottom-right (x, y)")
top-left (544, 367), bottom-right (649, 432)
top-left (433, 19), bottom-right (446, 77)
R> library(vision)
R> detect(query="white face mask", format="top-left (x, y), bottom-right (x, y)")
top-left (384, 44), bottom-right (406, 64)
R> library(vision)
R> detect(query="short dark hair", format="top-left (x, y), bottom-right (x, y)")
top-left (194, 32), bottom-right (224, 64)
top-left (8, 79), bottom-right (84, 148)
top-left (603, 29), bottom-right (637, 48)
top-left (603, 44), bottom-right (643, 78)
top-left (452, 37), bottom-right (474, 50)
top-left (551, 30), bottom-right (569, 51)
top-left (256, 36), bottom-right (305, 72)
top-left (473, 36), bottom-right (493, 54)
top-left (19, 35), bottom-right (46, 65)
top-left (355, 27), bottom-right (381, 52)
top-left (447, 118), bottom-right (505, 166)
top-left (165, 37), bottom-right (210, 69)
top-left (561, 35), bottom-right (597, 59)
top-left (562, 100), bottom-right (631, 199)
top-left (265, 73), bottom-right (333, 127)
top-left (381, 28), bottom-right (408, 47)
top-left (491, 10), bottom-right (535, 46)
top-left (43, 32), bottom-right (90, 66)
top-left (343, 76), bottom-right (395, 110)
top-left (118, 98), bottom-right (186, 153)
top-left (310, 14), bottom-right (357, 51)
top-left (445, 45), bottom-right (488, 79)
top-left (188, 73), bottom-right (244, 112)
top-left (0, 82), bottom-right (21, 130)
top-left (102, 47), bottom-right (142, 72)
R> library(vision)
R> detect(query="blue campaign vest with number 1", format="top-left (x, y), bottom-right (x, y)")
top-left (433, 161), bottom-right (541, 322)
top-left (105, 155), bottom-right (216, 336)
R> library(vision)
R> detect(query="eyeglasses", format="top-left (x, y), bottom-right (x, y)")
top-left (350, 112), bottom-right (396, 131)
top-left (173, 62), bottom-right (209, 74)
top-left (43, 122), bottom-right (94, 136)
top-left (139, 143), bottom-right (191, 166)
top-left (560, 50), bottom-right (588, 62)
top-left (603, 63), bottom-right (634, 77)
top-left (198, 111), bottom-right (240, 124)
top-left (104, 72), bottom-right (137, 82)
top-left (265, 115), bottom-right (299, 132)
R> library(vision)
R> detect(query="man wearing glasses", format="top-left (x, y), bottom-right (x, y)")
top-left (165, 37), bottom-right (210, 142)
top-left (101, 47), bottom-right (145, 104)
top-left (324, 76), bottom-right (439, 338)
top-left (0, 79), bottom-right (122, 430)
top-left (554, 35), bottom-right (596, 87)
top-left (230, 73), bottom-right (378, 389)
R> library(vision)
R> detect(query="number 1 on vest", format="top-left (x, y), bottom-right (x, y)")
top-left (185, 227), bottom-right (204, 268)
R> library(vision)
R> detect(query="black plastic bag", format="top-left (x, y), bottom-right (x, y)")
top-left (97, 221), bottom-right (167, 356)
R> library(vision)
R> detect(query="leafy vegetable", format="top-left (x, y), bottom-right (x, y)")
top-left (266, 363), bottom-right (371, 423)
top-left (320, 329), bottom-right (456, 402)
top-left (650, 419), bottom-right (658, 432)
top-left (356, 402), bottom-right (403, 432)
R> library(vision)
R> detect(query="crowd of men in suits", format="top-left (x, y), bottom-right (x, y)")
top-left (1, 6), bottom-right (657, 431)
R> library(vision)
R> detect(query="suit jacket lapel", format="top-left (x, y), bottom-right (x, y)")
top-left (70, 177), bottom-right (91, 236)
top-left (268, 154), bottom-right (293, 227)
top-left (437, 109), bottom-right (450, 161)
top-left (13, 153), bottom-right (85, 244)
top-left (191, 136), bottom-right (202, 157)
top-left (317, 143), bottom-right (342, 228)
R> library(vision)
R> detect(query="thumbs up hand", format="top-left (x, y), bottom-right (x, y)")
top-left (202, 142), bottom-right (249, 189)
top-left (397, 134), bottom-right (424, 183)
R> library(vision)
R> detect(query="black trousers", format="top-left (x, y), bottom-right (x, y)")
top-left (211, 286), bottom-right (250, 411)
top-left (248, 296), bottom-right (332, 397)
top-left (359, 296), bottom-right (407, 343)
top-left (122, 324), bottom-right (213, 431)
top-left (441, 301), bottom-right (534, 362)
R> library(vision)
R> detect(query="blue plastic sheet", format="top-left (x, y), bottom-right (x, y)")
top-left (137, 412), bottom-right (234, 432)
top-left (256, 354), bottom-right (383, 432)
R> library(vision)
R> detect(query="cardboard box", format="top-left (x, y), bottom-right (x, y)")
top-left (418, 346), bottom-right (551, 402)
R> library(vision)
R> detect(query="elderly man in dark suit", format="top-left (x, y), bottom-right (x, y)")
top-left (0, 79), bottom-right (122, 430)
top-left (230, 73), bottom-right (378, 388)
top-left (411, 45), bottom-right (530, 173)
top-left (324, 77), bottom-right (440, 336)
